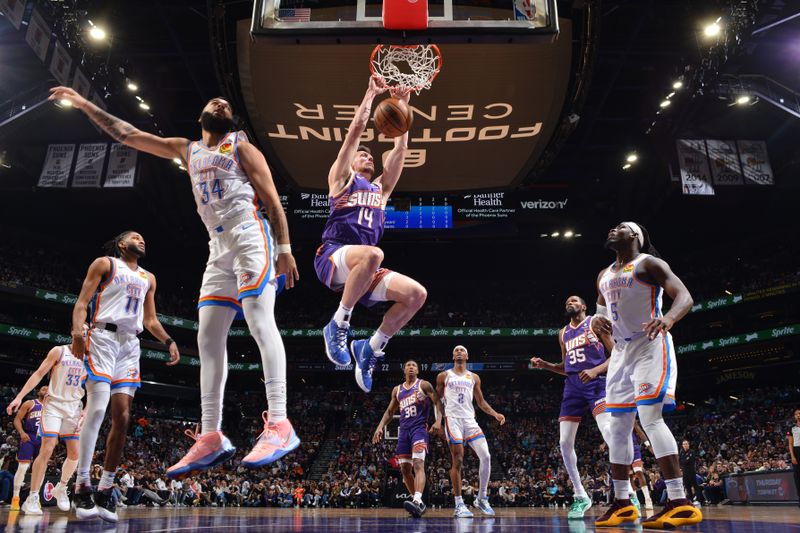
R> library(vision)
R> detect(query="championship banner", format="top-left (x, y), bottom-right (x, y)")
top-left (72, 143), bottom-right (107, 188)
top-left (706, 140), bottom-right (744, 186)
top-left (38, 143), bottom-right (75, 188)
top-left (676, 139), bottom-right (714, 195)
top-left (25, 7), bottom-right (50, 62)
top-left (737, 140), bottom-right (774, 185)
top-left (0, 0), bottom-right (26, 29)
top-left (104, 143), bottom-right (137, 187)
top-left (72, 68), bottom-right (91, 99)
top-left (49, 39), bottom-right (72, 85)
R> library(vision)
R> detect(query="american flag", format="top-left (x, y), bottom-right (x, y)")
top-left (279, 8), bottom-right (311, 22)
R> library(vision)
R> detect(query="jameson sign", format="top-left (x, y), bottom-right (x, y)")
top-left (676, 325), bottom-right (799, 355)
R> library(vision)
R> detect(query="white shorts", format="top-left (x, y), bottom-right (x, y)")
top-left (85, 327), bottom-right (141, 392)
top-left (444, 416), bottom-right (485, 447)
top-left (40, 399), bottom-right (82, 440)
top-left (605, 333), bottom-right (677, 413)
top-left (198, 213), bottom-right (281, 317)
top-left (329, 245), bottom-right (396, 302)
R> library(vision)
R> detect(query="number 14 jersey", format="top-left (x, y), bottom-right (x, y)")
top-left (322, 174), bottom-right (385, 246)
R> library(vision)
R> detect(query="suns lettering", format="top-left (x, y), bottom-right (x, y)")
top-left (564, 331), bottom-right (599, 352)
top-left (399, 396), bottom-right (418, 410)
top-left (344, 191), bottom-right (383, 209)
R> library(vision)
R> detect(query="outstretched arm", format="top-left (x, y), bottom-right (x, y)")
top-left (473, 374), bottom-right (505, 425)
top-left (372, 386), bottom-right (400, 444)
top-left (375, 88), bottom-right (410, 200)
top-left (327, 77), bottom-right (387, 196)
top-left (49, 86), bottom-right (189, 161)
top-left (530, 327), bottom-right (567, 376)
top-left (71, 257), bottom-right (111, 357)
top-left (238, 142), bottom-right (299, 289)
top-left (642, 257), bottom-right (694, 340)
top-left (142, 273), bottom-right (180, 366)
top-left (6, 348), bottom-right (61, 415)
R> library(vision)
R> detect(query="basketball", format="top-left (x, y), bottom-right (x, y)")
top-left (373, 97), bottom-right (413, 138)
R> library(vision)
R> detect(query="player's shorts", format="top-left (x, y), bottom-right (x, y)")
top-left (444, 417), bottom-right (484, 447)
top-left (40, 399), bottom-right (82, 440)
top-left (605, 333), bottom-right (677, 413)
top-left (632, 433), bottom-right (643, 468)
top-left (198, 212), bottom-right (285, 319)
top-left (17, 433), bottom-right (41, 462)
top-left (559, 374), bottom-right (607, 422)
top-left (314, 242), bottom-right (396, 308)
top-left (85, 327), bottom-right (141, 393)
top-left (396, 424), bottom-right (429, 464)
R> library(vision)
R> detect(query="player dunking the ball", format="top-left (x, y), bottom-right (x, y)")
top-left (530, 295), bottom-right (614, 519)
top-left (372, 360), bottom-right (443, 518)
top-left (48, 86), bottom-right (301, 480)
top-left (315, 77), bottom-right (427, 393)
top-left (437, 345), bottom-right (505, 518)
top-left (593, 222), bottom-right (702, 529)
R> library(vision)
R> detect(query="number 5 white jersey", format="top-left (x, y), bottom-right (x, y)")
top-left (91, 257), bottom-right (150, 334)
top-left (443, 369), bottom-right (476, 419)
top-left (187, 130), bottom-right (258, 232)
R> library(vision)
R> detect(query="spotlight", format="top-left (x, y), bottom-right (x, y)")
top-left (622, 163), bottom-right (632, 170)
top-left (89, 26), bottom-right (107, 41)
top-left (564, 231), bottom-right (574, 238)
top-left (667, 92), bottom-right (675, 99)
top-left (59, 99), bottom-right (73, 108)
top-left (729, 395), bottom-right (739, 401)
top-left (550, 231), bottom-right (560, 238)
top-left (127, 82), bottom-right (138, 92)
top-left (704, 21), bottom-right (721, 37)
top-left (539, 233), bottom-right (548, 238)
top-left (172, 158), bottom-right (182, 165)
top-left (736, 95), bottom-right (751, 105)
top-left (139, 102), bottom-right (150, 110)
top-left (626, 153), bottom-right (638, 163)
top-left (659, 99), bottom-right (671, 108)
top-left (575, 234), bottom-right (582, 238)
top-left (672, 81), bottom-right (683, 90)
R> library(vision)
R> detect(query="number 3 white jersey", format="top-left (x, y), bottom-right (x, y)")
top-left (443, 369), bottom-right (476, 419)
top-left (47, 345), bottom-right (87, 403)
top-left (598, 253), bottom-right (664, 343)
top-left (186, 130), bottom-right (258, 232)
top-left (91, 257), bottom-right (151, 334)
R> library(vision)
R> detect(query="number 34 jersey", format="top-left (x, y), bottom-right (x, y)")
top-left (443, 369), bottom-right (476, 419)
top-left (562, 315), bottom-right (607, 374)
top-left (91, 257), bottom-right (150, 334)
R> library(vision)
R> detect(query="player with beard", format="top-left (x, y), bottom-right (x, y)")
top-left (69, 231), bottom-right (180, 522)
top-left (48, 88), bottom-right (301, 484)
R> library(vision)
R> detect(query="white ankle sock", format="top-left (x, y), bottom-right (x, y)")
top-left (414, 491), bottom-right (422, 503)
top-left (454, 496), bottom-right (463, 505)
top-left (665, 477), bottom-right (685, 500)
top-left (98, 470), bottom-right (116, 490)
top-left (613, 480), bottom-right (632, 500)
top-left (369, 329), bottom-right (391, 353)
top-left (333, 303), bottom-right (352, 327)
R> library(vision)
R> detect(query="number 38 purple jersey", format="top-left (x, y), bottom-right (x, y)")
top-left (321, 174), bottom-right (385, 246)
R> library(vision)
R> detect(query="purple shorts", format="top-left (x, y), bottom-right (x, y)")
top-left (17, 434), bottom-right (41, 462)
top-left (632, 433), bottom-right (642, 465)
top-left (314, 242), bottom-right (393, 308)
top-left (559, 374), bottom-right (607, 422)
top-left (396, 424), bottom-right (429, 460)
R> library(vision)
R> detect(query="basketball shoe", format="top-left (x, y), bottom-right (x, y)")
top-left (323, 320), bottom-right (351, 366)
top-left (52, 482), bottom-right (71, 512)
top-left (594, 498), bottom-right (639, 527)
top-left (474, 497), bottom-right (496, 516)
top-left (454, 502), bottom-right (474, 518)
top-left (73, 483), bottom-right (98, 520)
top-left (10, 496), bottom-right (20, 511)
top-left (167, 427), bottom-right (236, 479)
top-left (241, 412), bottom-right (301, 468)
top-left (641, 498), bottom-right (703, 529)
top-left (21, 493), bottom-right (42, 515)
top-left (352, 339), bottom-right (383, 393)
top-left (567, 496), bottom-right (592, 519)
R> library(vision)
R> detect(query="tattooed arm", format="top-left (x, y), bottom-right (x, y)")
top-left (49, 86), bottom-right (189, 162)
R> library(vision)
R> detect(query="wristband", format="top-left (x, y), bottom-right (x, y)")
top-left (164, 337), bottom-right (175, 346)
top-left (277, 244), bottom-right (292, 255)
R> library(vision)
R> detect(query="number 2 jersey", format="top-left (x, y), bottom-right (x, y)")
top-left (321, 174), bottom-right (385, 246)
top-left (397, 379), bottom-right (431, 432)
top-left (562, 316), bottom-right (607, 373)
top-left (91, 257), bottom-right (150, 334)
top-left (443, 369), bottom-right (476, 419)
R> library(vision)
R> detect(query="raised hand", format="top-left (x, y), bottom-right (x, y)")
top-left (49, 86), bottom-right (88, 109)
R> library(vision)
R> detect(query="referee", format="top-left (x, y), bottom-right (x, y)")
top-left (789, 408), bottom-right (800, 508)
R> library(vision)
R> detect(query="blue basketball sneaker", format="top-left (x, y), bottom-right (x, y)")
top-left (474, 497), bottom-right (496, 516)
top-left (454, 502), bottom-right (474, 518)
top-left (351, 339), bottom-right (383, 393)
top-left (323, 319), bottom-right (351, 366)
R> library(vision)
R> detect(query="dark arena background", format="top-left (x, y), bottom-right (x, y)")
top-left (1, 0), bottom-right (799, 531)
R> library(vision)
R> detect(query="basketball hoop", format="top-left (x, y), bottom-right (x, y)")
top-left (370, 44), bottom-right (442, 95)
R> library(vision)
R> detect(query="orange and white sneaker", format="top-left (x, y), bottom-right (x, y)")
top-left (642, 498), bottom-right (703, 529)
top-left (10, 496), bottom-right (20, 511)
top-left (166, 425), bottom-right (236, 479)
top-left (241, 412), bottom-right (300, 468)
top-left (595, 498), bottom-right (639, 527)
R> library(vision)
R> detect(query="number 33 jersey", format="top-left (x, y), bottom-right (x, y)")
top-left (561, 316), bottom-right (606, 373)
top-left (91, 257), bottom-right (150, 334)
top-left (443, 369), bottom-right (476, 419)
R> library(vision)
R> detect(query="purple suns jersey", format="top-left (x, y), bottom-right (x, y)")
top-left (397, 380), bottom-right (430, 431)
top-left (562, 316), bottom-right (607, 373)
top-left (24, 400), bottom-right (43, 435)
top-left (321, 174), bottom-right (385, 246)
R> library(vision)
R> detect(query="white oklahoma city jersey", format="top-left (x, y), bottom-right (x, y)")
top-left (187, 130), bottom-right (258, 231)
top-left (443, 369), bottom-right (476, 419)
top-left (48, 345), bottom-right (86, 403)
top-left (598, 253), bottom-right (664, 343)
top-left (92, 257), bottom-right (150, 334)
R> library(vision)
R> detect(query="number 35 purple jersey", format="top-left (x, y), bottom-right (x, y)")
top-left (562, 316), bottom-right (607, 373)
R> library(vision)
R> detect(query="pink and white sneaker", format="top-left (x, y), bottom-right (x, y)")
top-left (167, 425), bottom-right (236, 479)
top-left (241, 412), bottom-right (301, 468)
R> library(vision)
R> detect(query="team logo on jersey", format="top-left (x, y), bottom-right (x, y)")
top-left (623, 264), bottom-right (634, 273)
top-left (138, 271), bottom-right (148, 280)
top-left (219, 142), bottom-right (233, 156)
top-left (239, 272), bottom-right (253, 285)
top-left (638, 382), bottom-right (653, 395)
top-left (126, 367), bottom-right (139, 380)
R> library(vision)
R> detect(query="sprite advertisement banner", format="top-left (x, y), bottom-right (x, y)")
top-left (675, 324), bottom-right (799, 355)
top-left (14, 281), bottom-right (796, 338)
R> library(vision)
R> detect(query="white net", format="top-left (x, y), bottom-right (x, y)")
top-left (370, 45), bottom-right (441, 94)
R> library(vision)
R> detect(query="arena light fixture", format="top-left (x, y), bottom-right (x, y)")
top-left (564, 231), bottom-right (574, 238)
top-left (539, 233), bottom-right (548, 238)
top-left (127, 82), bottom-right (138, 92)
top-left (622, 163), bottom-right (632, 170)
top-left (667, 92), bottom-right (675, 99)
top-left (139, 102), bottom-right (150, 110)
top-left (736, 95), bottom-right (751, 105)
top-left (550, 231), bottom-right (560, 238)
top-left (659, 99), bottom-right (671, 108)
top-left (172, 158), bottom-right (182, 165)
top-left (672, 81), bottom-right (683, 90)
top-left (89, 26), bottom-right (107, 41)
top-left (729, 395), bottom-right (739, 400)
top-left (59, 98), bottom-right (73, 108)
top-left (704, 19), bottom-right (722, 38)
top-left (626, 153), bottom-right (638, 163)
